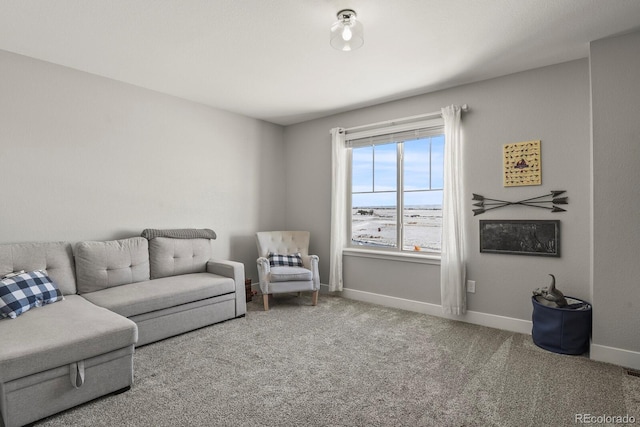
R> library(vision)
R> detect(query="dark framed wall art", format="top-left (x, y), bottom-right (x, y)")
top-left (479, 220), bottom-right (560, 257)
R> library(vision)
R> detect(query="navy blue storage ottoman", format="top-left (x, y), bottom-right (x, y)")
top-left (531, 296), bottom-right (592, 355)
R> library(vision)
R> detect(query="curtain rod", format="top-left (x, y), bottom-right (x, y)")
top-left (343, 104), bottom-right (469, 133)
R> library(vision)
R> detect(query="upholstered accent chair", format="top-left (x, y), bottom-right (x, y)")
top-left (255, 231), bottom-right (320, 311)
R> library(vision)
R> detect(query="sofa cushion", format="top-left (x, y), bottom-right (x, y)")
top-left (270, 266), bottom-right (313, 282)
top-left (80, 272), bottom-right (235, 318)
top-left (0, 242), bottom-right (76, 295)
top-left (75, 237), bottom-right (150, 294)
top-left (268, 252), bottom-right (304, 267)
top-left (0, 270), bottom-right (64, 319)
top-left (0, 295), bottom-right (137, 383)
top-left (148, 238), bottom-right (212, 279)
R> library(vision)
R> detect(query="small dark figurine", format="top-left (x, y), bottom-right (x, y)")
top-left (533, 274), bottom-right (568, 307)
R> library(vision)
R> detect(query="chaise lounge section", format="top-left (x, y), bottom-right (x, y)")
top-left (0, 242), bottom-right (137, 427)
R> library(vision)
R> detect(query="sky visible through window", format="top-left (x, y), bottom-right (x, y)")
top-left (352, 136), bottom-right (444, 208)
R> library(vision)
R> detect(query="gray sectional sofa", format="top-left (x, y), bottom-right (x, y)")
top-left (0, 231), bottom-right (246, 427)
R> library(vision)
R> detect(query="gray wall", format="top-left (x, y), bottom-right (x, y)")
top-left (0, 50), bottom-right (285, 277)
top-left (591, 31), bottom-right (640, 352)
top-left (284, 59), bottom-right (591, 320)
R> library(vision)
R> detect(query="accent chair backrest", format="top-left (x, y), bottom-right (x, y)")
top-left (0, 242), bottom-right (77, 295)
top-left (256, 231), bottom-right (310, 258)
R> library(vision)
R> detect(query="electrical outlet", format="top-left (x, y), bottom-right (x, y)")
top-left (466, 280), bottom-right (476, 293)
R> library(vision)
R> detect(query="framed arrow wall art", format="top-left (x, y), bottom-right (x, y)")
top-left (472, 191), bottom-right (568, 216)
top-left (503, 140), bottom-right (541, 187)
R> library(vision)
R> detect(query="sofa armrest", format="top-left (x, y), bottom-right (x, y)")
top-left (207, 260), bottom-right (246, 317)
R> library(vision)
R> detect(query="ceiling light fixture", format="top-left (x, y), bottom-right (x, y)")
top-left (330, 9), bottom-right (363, 51)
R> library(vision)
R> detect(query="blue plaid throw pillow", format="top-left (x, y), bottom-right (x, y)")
top-left (0, 270), bottom-right (65, 319)
top-left (268, 252), bottom-right (304, 267)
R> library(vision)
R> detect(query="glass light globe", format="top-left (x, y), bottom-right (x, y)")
top-left (330, 10), bottom-right (364, 51)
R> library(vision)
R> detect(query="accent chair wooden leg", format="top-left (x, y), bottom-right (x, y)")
top-left (263, 294), bottom-right (270, 311)
top-left (311, 290), bottom-right (319, 306)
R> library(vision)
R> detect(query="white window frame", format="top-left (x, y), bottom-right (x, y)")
top-left (345, 116), bottom-right (444, 259)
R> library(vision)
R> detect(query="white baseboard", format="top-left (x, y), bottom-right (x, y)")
top-left (340, 287), bottom-right (640, 370)
top-left (590, 344), bottom-right (640, 371)
top-left (341, 287), bottom-right (532, 335)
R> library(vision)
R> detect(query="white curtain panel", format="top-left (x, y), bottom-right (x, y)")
top-left (440, 105), bottom-right (467, 315)
top-left (329, 127), bottom-right (347, 292)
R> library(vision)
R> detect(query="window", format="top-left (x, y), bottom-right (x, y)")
top-left (348, 119), bottom-right (444, 253)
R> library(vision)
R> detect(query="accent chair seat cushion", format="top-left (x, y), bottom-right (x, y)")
top-left (0, 295), bottom-right (137, 384)
top-left (269, 266), bottom-right (313, 282)
top-left (80, 272), bottom-right (235, 318)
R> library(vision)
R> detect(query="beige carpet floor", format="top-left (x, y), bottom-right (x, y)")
top-left (36, 294), bottom-right (640, 426)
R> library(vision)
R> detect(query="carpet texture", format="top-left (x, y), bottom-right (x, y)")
top-left (36, 294), bottom-right (640, 426)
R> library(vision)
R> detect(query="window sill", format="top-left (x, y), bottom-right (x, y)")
top-left (343, 247), bottom-right (441, 265)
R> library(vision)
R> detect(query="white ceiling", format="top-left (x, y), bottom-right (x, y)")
top-left (1, 1), bottom-right (640, 126)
